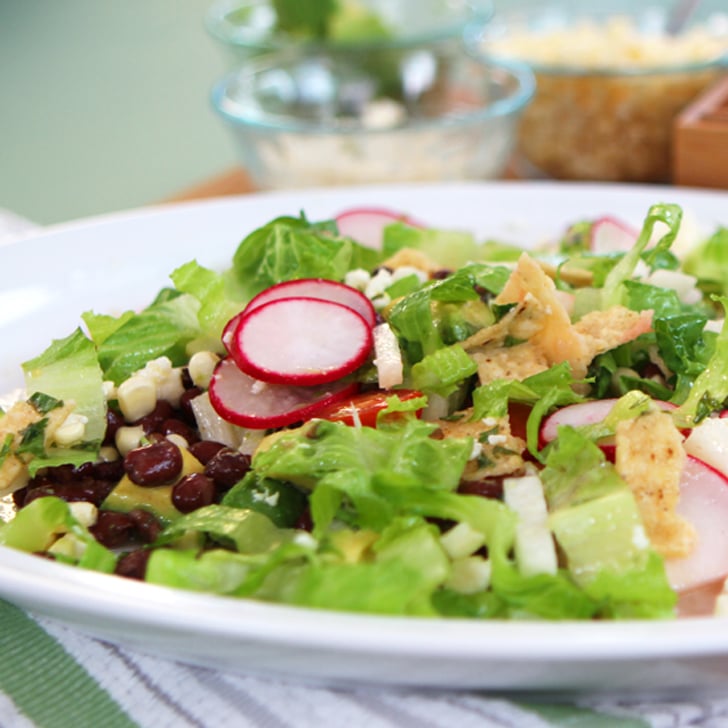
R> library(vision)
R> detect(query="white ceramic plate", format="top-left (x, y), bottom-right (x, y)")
top-left (2, 181), bottom-right (728, 694)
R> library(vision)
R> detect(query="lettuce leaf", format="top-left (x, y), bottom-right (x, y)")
top-left (83, 293), bottom-right (201, 384)
top-left (601, 203), bottom-right (682, 309)
top-left (22, 328), bottom-right (107, 447)
top-left (232, 214), bottom-right (380, 300)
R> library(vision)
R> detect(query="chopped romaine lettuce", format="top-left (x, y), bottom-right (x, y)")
top-left (232, 214), bottom-right (381, 301)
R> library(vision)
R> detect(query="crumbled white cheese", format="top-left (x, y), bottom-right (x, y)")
top-left (487, 434), bottom-right (507, 446)
top-left (365, 269), bottom-right (394, 300)
top-left (252, 489), bottom-right (280, 507)
top-left (469, 441), bottom-right (484, 461)
top-left (344, 268), bottom-right (371, 291)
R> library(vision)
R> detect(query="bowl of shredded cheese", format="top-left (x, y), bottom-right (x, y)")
top-left (479, 0), bottom-right (728, 183)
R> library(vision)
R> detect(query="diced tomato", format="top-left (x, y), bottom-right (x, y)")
top-left (507, 402), bottom-right (532, 443)
top-left (315, 389), bottom-right (424, 427)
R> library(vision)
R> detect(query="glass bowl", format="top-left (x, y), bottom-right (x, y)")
top-left (478, 0), bottom-right (728, 183)
top-left (206, 0), bottom-right (494, 65)
top-left (210, 47), bottom-right (535, 189)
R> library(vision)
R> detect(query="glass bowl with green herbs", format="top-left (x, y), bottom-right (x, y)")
top-left (205, 0), bottom-right (494, 65)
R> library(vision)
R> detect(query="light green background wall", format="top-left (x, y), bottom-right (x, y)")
top-left (0, 1), bottom-right (237, 225)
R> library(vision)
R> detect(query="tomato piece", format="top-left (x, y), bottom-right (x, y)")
top-left (315, 389), bottom-right (424, 427)
top-left (507, 402), bottom-right (532, 443)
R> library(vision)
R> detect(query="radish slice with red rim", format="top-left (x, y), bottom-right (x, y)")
top-left (590, 216), bottom-right (639, 254)
top-left (229, 297), bottom-right (374, 386)
top-left (666, 455), bottom-right (728, 594)
top-left (244, 278), bottom-right (376, 329)
top-left (221, 310), bottom-right (245, 357)
top-left (209, 357), bottom-right (360, 429)
top-left (335, 207), bottom-right (423, 249)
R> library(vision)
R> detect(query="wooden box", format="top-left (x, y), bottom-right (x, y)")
top-left (673, 74), bottom-right (728, 189)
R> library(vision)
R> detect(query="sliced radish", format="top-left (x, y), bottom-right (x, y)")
top-left (540, 398), bottom-right (677, 448)
top-left (221, 309), bottom-right (245, 357)
top-left (209, 357), bottom-right (359, 429)
top-left (665, 455), bottom-right (728, 594)
top-left (685, 417), bottom-right (728, 480)
top-left (335, 207), bottom-right (423, 249)
top-left (228, 297), bottom-right (373, 386)
top-left (244, 278), bottom-right (376, 328)
top-left (590, 216), bottom-right (639, 254)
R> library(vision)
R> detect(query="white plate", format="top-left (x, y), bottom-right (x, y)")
top-left (2, 180), bottom-right (728, 694)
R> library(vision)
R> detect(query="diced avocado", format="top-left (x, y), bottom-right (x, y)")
top-left (102, 448), bottom-right (204, 524)
top-left (548, 488), bottom-right (649, 585)
top-left (329, 528), bottom-right (378, 563)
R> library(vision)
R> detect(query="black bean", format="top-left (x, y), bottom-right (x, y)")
top-left (127, 509), bottom-right (162, 543)
top-left (458, 477), bottom-right (505, 500)
top-left (22, 480), bottom-right (116, 507)
top-left (115, 549), bottom-right (151, 580)
top-left (90, 511), bottom-right (137, 549)
top-left (133, 400), bottom-right (175, 434)
top-left (204, 449), bottom-right (251, 489)
top-left (127, 508), bottom-right (163, 543)
top-left (172, 473), bottom-right (216, 513)
top-left (90, 459), bottom-right (125, 482)
top-left (188, 439), bottom-right (226, 465)
top-left (124, 440), bottom-right (183, 486)
top-left (104, 408), bottom-right (124, 446)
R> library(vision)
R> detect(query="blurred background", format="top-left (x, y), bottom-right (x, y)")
top-left (0, 0), bottom-right (235, 225)
top-left (1, 0), bottom-right (725, 226)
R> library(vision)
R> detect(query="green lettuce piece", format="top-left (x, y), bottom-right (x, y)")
top-left (22, 328), bottom-right (106, 446)
top-left (252, 418), bottom-right (473, 534)
top-left (601, 203), bottom-right (682, 309)
top-left (674, 296), bottom-right (728, 425)
top-left (410, 344), bottom-right (477, 397)
top-left (84, 293), bottom-right (201, 384)
top-left (382, 222), bottom-right (481, 270)
top-left (290, 517), bottom-right (449, 615)
top-left (232, 214), bottom-right (380, 300)
top-left (622, 280), bottom-right (684, 318)
top-left (170, 261), bottom-right (244, 349)
top-left (386, 263), bottom-right (507, 363)
top-left (471, 363), bottom-right (584, 455)
top-left (540, 428), bottom-right (675, 617)
top-left (373, 483), bottom-right (600, 619)
top-left (222, 473), bottom-right (308, 528)
top-left (572, 390), bottom-right (653, 445)
top-left (155, 505), bottom-right (291, 554)
top-left (683, 227), bottom-right (728, 296)
top-left (145, 541), bottom-right (311, 597)
top-left (654, 314), bottom-right (714, 404)
top-left (0, 496), bottom-right (116, 573)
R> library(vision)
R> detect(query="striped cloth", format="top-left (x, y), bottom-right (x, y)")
top-left (2, 599), bottom-right (728, 728)
top-left (1, 210), bottom-right (727, 728)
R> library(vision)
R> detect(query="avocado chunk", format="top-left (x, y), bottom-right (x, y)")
top-left (102, 448), bottom-right (204, 524)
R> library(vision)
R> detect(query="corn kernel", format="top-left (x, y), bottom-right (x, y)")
top-left (68, 501), bottom-right (98, 527)
top-left (53, 413), bottom-right (88, 447)
top-left (117, 376), bottom-right (156, 422)
top-left (115, 425), bottom-right (146, 456)
top-left (188, 351), bottom-right (220, 389)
